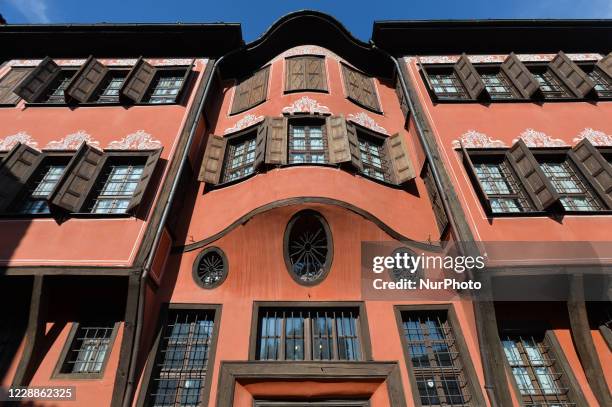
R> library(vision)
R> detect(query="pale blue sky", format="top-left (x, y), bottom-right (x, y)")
top-left (2, 0), bottom-right (612, 41)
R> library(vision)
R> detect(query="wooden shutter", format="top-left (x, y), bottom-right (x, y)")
top-left (342, 64), bottom-right (362, 103)
top-left (198, 135), bottom-right (227, 184)
top-left (49, 143), bottom-right (106, 212)
top-left (505, 139), bottom-right (559, 210)
top-left (460, 143), bottom-right (493, 214)
top-left (14, 57), bottom-right (60, 103)
top-left (360, 73), bottom-right (380, 111)
top-left (127, 148), bottom-right (162, 212)
top-left (422, 163), bottom-right (449, 234)
top-left (65, 56), bottom-right (108, 103)
top-left (305, 57), bottom-right (327, 91)
top-left (248, 66), bottom-right (269, 108)
top-left (568, 139), bottom-right (612, 208)
top-left (416, 57), bottom-right (436, 93)
top-left (175, 61), bottom-right (194, 102)
top-left (384, 133), bottom-right (415, 185)
top-left (254, 121), bottom-right (267, 170)
top-left (549, 51), bottom-right (595, 98)
top-left (346, 122), bottom-right (363, 171)
top-left (454, 54), bottom-right (485, 99)
top-left (342, 64), bottom-right (380, 111)
top-left (501, 53), bottom-right (540, 99)
top-left (0, 68), bottom-right (33, 105)
top-left (264, 117), bottom-right (288, 165)
top-left (595, 53), bottom-right (612, 77)
top-left (326, 116), bottom-right (351, 164)
top-left (0, 143), bottom-right (43, 211)
top-left (285, 58), bottom-right (306, 92)
top-left (395, 77), bottom-right (409, 119)
top-left (121, 57), bottom-right (156, 103)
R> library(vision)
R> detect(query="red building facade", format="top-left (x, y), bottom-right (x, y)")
top-left (0, 11), bottom-right (610, 407)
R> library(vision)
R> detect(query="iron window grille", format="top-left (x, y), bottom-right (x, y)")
top-left (473, 159), bottom-right (533, 213)
top-left (222, 133), bottom-right (257, 182)
top-left (532, 70), bottom-right (572, 99)
top-left (400, 311), bottom-right (472, 406)
top-left (147, 310), bottom-right (215, 407)
top-left (12, 157), bottom-right (69, 214)
top-left (59, 322), bottom-right (116, 375)
top-left (41, 70), bottom-right (76, 103)
top-left (501, 335), bottom-right (575, 407)
top-left (256, 308), bottom-right (362, 361)
top-left (88, 160), bottom-right (145, 214)
top-left (95, 71), bottom-right (127, 103)
top-left (145, 70), bottom-right (186, 104)
top-left (429, 72), bottom-right (469, 100)
top-left (539, 159), bottom-right (602, 211)
top-left (480, 71), bottom-right (518, 99)
top-left (288, 122), bottom-right (328, 164)
top-left (587, 68), bottom-right (612, 98)
top-left (357, 132), bottom-right (388, 182)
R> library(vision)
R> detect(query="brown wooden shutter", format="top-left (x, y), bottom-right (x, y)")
top-left (342, 64), bottom-right (380, 112)
top-left (248, 66), bottom-right (269, 108)
top-left (384, 133), bottom-right (415, 185)
top-left (326, 116), bottom-right (351, 165)
top-left (14, 57), bottom-right (60, 103)
top-left (505, 139), bottom-right (559, 210)
top-left (264, 117), bottom-right (288, 165)
top-left (549, 51), bottom-right (595, 98)
top-left (454, 54), bottom-right (486, 99)
top-left (360, 73), bottom-right (381, 111)
top-left (422, 163), bottom-right (449, 234)
top-left (49, 143), bottom-right (106, 212)
top-left (416, 57), bottom-right (436, 92)
top-left (460, 143), bottom-right (493, 214)
top-left (501, 53), bottom-right (540, 99)
top-left (395, 77), bottom-right (409, 119)
top-left (254, 121), bottom-right (267, 170)
top-left (285, 58), bottom-right (305, 92)
top-left (305, 56), bottom-right (327, 91)
top-left (568, 139), bottom-right (612, 209)
top-left (231, 77), bottom-right (251, 114)
top-left (127, 148), bottom-right (162, 212)
top-left (342, 64), bottom-right (361, 103)
top-left (198, 135), bottom-right (227, 184)
top-left (346, 122), bottom-right (363, 171)
top-left (595, 53), bottom-right (612, 77)
top-left (0, 143), bottom-right (43, 211)
top-left (0, 68), bottom-right (33, 105)
top-left (121, 57), bottom-right (156, 103)
top-left (64, 56), bottom-right (108, 103)
top-left (175, 61), bottom-right (194, 102)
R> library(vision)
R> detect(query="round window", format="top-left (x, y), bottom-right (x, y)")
top-left (283, 210), bottom-right (333, 285)
top-left (192, 247), bottom-right (228, 289)
top-left (389, 247), bottom-right (422, 283)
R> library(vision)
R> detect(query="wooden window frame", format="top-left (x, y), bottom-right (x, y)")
top-left (284, 55), bottom-right (328, 93)
top-left (476, 65), bottom-right (522, 101)
top-left (87, 68), bottom-right (130, 105)
top-left (248, 301), bottom-right (373, 362)
top-left (341, 63), bottom-right (381, 113)
top-left (420, 65), bottom-right (470, 102)
top-left (141, 66), bottom-right (191, 105)
top-left (352, 125), bottom-right (392, 184)
top-left (230, 65), bottom-right (271, 115)
top-left (52, 321), bottom-right (120, 380)
top-left (576, 63), bottom-right (612, 99)
top-left (219, 126), bottom-right (259, 185)
top-left (28, 68), bottom-right (78, 105)
top-left (527, 64), bottom-right (577, 101)
top-left (287, 117), bottom-right (329, 165)
top-left (192, 246), bottom-right (229, 289)
top-left (136, 303), bottom-right (222, 407)
top-left (393, 304), bottom-right (487, 407)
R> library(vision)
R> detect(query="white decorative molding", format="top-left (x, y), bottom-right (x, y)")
top-left (8, 58), bottom-right (197, 68)
top-left (573, 128), bottom-right (612, 146)
top-left (281, 96), bottom-right (331, 115)
top-left (347, 112), bottom-right (388, 135)
top-left (107, 130), bottom-right (162, 150)
top-left (0, 132), bottom-right (38, 151)
top-left (407, 53), bottom-right (602, 65)
top-left (224, 114), bottom-right (265, 135)
top-left (45, 131), bottom-right (100, 150)
top-left (513, 129), bottom-right (568, 148)
top-left (452, 130), bottom-right (507, 149)
top-left (273, 45), bottom-right (342, 62)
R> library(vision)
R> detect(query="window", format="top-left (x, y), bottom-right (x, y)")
top-left (399, 311), bottom-right (472, 406)
top-left (480, 70), bottom-right (518, 99)
top-left (88, 160), bottom-right (145, 214)
top-left (585, 67), bottom-right (612, 98)
top-left (284, 210), bottom-right (333, 285)
top-left (94, 71), bottom-right (127, 103)
top-left (145, 70), bottom-right (187, 104)
top-left (146, 309), bottom-right (217, 407)
top-left (288, 121), bottom-right (327, 164)
top-left (256, 307), bottom-right (363, 361)
top-left (223, 133), bottom-right (257, 182)
top-left (502, 334), bottom-right (576, 407)
top-left (473, 159), bottom-right (532, 213)
top-left (192, 247), bottom-right (228, 289)
top-left (357, 132), bottom-right (388, 182)
top-left (57, 322), bottom-right (117, 376)
top-left (428, 71), bottom-right (468, 100)
top-left (40, 69), bottom-right (76, 103)
top-left (531, 69), bottom-right (572, 99)
top-left (0, 68), bottom-right (33, 105)
top-left (285, 56), bottom-right (327, 92)
top-left (539, 159), bottom-right (602, 211)
top-left (231, 66), bottom-right (270, 114)
top-left (11, 157), bottom-right (69, 214)
top-left (341, 64), bottom-right (381, 112)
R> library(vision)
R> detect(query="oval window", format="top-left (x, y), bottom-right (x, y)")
top-left (389, 247), bottom-right (422, 283)
top-left (284, 210), bottom-right (333, 285)
top-left (192, 247), bottom-right (228, 289)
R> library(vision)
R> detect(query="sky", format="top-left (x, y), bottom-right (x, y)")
top-left (2, 0), bottom-right (612, 42)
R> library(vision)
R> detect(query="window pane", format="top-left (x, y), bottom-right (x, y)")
top-left (90, 163), bottom-right (144, 214)
top-left (288, 124), bottom-right (327, 164)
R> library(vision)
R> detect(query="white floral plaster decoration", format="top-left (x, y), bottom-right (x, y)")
top-left (282, 96), bottom-right (331, 115)
top-left (452, 130), bottom-right (507, 149)
top-left (0, 132), bottom-right (38, 151)
top-left (107, 130), bottom-right (162, 150)
top-left (8, 58), bottom-right (198, 68)
top-left (272, 45), bottom-right (341, 62)
top-left (45, 131), bottom-right (100, 150)
top-left (347, 112), bottom-right (388, 135)
top-left (513, 129), bottom-right (568, 148)
top-left (572, 128), bottom-right (612, 147)
top-left (409, 53), bottom-right (601, 65)
top-left (224, 114), bottom-right (265, 135)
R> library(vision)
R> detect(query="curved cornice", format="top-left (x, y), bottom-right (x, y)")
top-left (219, 10), bottom-right (394, 79)
top-left (174, 196), bottom-right (443, 254)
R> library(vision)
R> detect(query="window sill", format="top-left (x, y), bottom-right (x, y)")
top-left (0, 212), bottom-right (134, 220)
top-left (485, 210), bottom-right (612, 217)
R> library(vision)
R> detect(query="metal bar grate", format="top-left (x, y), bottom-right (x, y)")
top-left (61, 323), bottom-right (114, 374)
